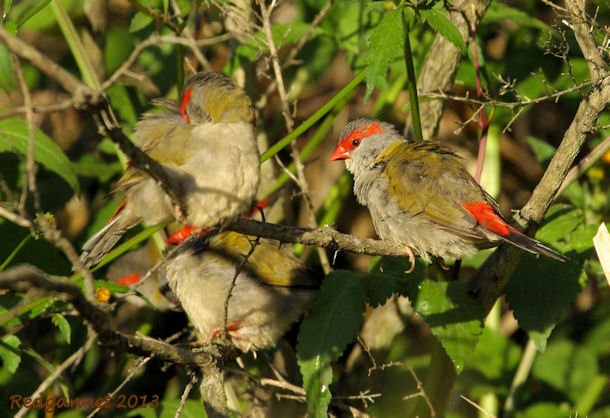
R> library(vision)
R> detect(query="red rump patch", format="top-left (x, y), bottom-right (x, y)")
top-left (116, 273), bottom-right (142, 286)
top-left (340, 121), bottom-right (383, 151)
top-left (180, 86), bottom-right (193, 122)
top-left (463, 201), bottom-right (511, 237)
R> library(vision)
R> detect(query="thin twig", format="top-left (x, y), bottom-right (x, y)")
top-left (461, 395), bottom-right (498, 418)
top-left (222, 235), bottom-right (261, 338)
top-left (11, 53), bottom-right (40, 214)
top-left (0, 99), bottom-right (77, 119)
top-left (257, 0), bottom-right (332, 274)
top-left (14, 334), bottom-right (97, 418)
top-left (558, 134), bottom-right (610, 194)
top-left (175, 371), bottom-right (199, 418)
top-left (86, 330), bottom-right (186, 418)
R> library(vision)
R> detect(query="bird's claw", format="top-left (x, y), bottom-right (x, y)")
top-left (405, 246), bottom-right (416, 274)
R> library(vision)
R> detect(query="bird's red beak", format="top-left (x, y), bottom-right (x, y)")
top-left (330, 145), bottom-right (350, 161)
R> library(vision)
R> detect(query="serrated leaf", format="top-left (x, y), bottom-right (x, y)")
top-left (0, 118), bottom-right (80, 193)
top-left (52, 313), bottom-right (71, 344)
top-left (505, 254), bottom-right (585, 351)
top-left (129, 11), bottom-right (154, 33)
top-left (532, 340), bottom-right (597, 402)
top-left (297, 270), bottom-right (368, 418)
top-left (536, 204), bottom-right (583, 244)
top-left (421, 8), bottom-right (466, 54)
top-left (0, 335), bottom-right (21, 374)
top-left (0, 45), bottom-right (16, 93)
top-left (365, 7), bottom-right (404, 99)
top-left (411, 280), bottom-right (484, 373)
top-left (367, 257), bottom-right (426, 306)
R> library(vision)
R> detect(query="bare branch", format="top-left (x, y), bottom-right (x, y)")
top-left (565, 1), bottom-right (607, 80)
top-left (257, 0), bottom-right (333, 273)
top-left (226, 218), bottom-right (411, 258)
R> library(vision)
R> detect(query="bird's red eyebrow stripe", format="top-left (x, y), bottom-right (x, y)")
top-left (463, 201), bottom-right (510, 236)
top-left (179, 86), bottom-right (193, 122)
top-left (342, 121), bottom-right (383, 143)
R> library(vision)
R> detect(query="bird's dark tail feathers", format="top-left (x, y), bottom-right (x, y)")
top-left (499, 226), bottom-right (567, 261)
top-left (80, 213), bottom-right (132, 268)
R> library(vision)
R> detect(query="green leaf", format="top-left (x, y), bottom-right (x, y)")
top-left (72, 153), bottom-right (123, 183)
top-left (535, 204), bottom-right (583, 244)
top-left (107, 85), bottom-right (138, 125)
top-left (366, 258), bottom-right (426, 306)
top-left (15, 0), bottom-right (52, 28)
top-left (51, 313), bottom-right (71, 344)
top-left (482, 1), bottom-right (551, 32)
top-left (526, 136), bottom-right (556, 166)
top-left (364, 7), bottom-right (404, 99)
top-left (420, 8), bottom-right (466, 54)
top-left (469, 328), bottom-right (521, 382)
top-left (297, 270), bottom-right (368, 418)
top-left (412, 280), bottom-right (484, 373)
top-left (3, 0), bottom-right (13, 18)
top-left (567, 224), bottom-right (597, 253)
top-left (0, 45), bottom-right (16, 93)
top-left (0, 118), bottom-right (80, 193)
top-left (514, 402), bottom-right (572, 418)
top-left (28, 298), bottom-right (55, 319)
top-left (95, 279), bottom-right (130, 294)
top-left (129, 11), bottom-right (154, 33)
top-left (505, 254), bottom-right (585, 351)
top-left (0, 335), bottom-right (21, 374)
top-left (533, 340), bottom-right (598, 402)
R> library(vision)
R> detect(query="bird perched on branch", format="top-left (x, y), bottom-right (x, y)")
top-left (81, 72), bottom-right (260, 267)
top-left (163, 231), bottom-right (319, 352)
top-left (330, 118), bottom-right (565, 269)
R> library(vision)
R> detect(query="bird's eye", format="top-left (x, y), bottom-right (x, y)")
top-left (352, 139), bottom-right (360, 147)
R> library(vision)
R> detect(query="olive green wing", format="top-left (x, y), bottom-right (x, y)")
top-left (114, 112), bottom-right (193, 192)
top-left (381, 142), bottom-right (487, 239)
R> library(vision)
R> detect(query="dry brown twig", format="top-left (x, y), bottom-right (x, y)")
top-left (359, 335), bottom-right (435, 417)
top-left (257, 0), bottom-right (333, 274)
